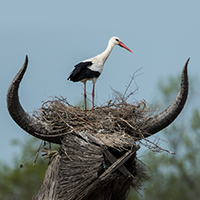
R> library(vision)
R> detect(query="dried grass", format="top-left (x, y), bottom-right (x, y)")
top-left (34, 95), bottom-right (158, 151)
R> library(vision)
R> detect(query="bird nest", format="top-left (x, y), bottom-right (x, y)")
top-left (34, 96), bottom-right (157, 151)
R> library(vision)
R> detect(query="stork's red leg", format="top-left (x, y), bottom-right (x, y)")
top-left (84, 82), bottom-right (87, 112)
top-left (92, 83), bottom-right (95, 111)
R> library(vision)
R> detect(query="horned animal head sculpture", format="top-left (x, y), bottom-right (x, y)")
top-left (6, 56), bottom-right (190, 200)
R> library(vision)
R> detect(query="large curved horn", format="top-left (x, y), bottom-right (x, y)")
top-left (6, 56), bottom-right (61, 144)
top-left (142, 58), bottom-right (190, 138)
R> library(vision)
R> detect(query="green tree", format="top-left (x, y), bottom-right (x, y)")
top-left (127, 75), bottom-right (200, 199)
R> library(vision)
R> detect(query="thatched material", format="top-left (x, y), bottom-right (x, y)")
top-left (33, 130), bottom-right (147, 200)
top-left (32, 97), bottom-right (158, 199)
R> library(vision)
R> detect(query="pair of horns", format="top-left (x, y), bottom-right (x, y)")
top-left (6, 56), bottom-right (190, 144)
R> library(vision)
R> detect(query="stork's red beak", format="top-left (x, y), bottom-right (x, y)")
top-left (118, 42), bottom-right (133, 53)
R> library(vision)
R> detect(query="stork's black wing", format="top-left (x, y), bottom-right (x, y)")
top-left (67, 61), bottom-right (100, 82)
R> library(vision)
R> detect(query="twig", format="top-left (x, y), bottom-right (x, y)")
top-left (56, 112), bottom-right (74, 129)
top-left (33, 141), bottom-right (44, 166)
top-left (145, 138), bottom-right (175, 155)
top-left (123, 67), bottom-right (144, 99)
top-left (74, 114), bottom-right (97, 128)
top-left (20, 141), bottom-right (45, 168)
top-left (121, 118), bottom-right (137, 131)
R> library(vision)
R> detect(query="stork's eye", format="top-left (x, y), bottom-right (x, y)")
top-left (116, 39), bottom-right (119, 42)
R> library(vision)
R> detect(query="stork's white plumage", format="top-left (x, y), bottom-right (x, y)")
top-left (68, 36), bottom-right (133, 111)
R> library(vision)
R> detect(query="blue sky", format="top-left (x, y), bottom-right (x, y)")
top-left (1, 0), bottom-right (199, 165)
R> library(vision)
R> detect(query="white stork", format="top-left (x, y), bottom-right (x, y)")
top-left (67, 36), bottom-right (133, 111)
